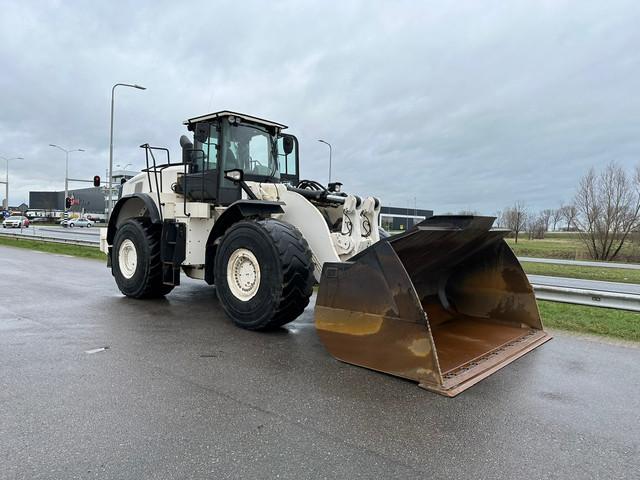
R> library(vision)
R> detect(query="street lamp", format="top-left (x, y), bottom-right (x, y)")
top-left (318, 139), bottom-right (332, 184)
top-left (0, 156), bottom-right (24, 210)
top-left (49, 145), bottom-right (84, 207)
top-left (109, 83), bottom-right (146, 219)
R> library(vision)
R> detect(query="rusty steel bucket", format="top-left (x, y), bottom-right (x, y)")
top-left (315, 216), bottom-right (552, 397)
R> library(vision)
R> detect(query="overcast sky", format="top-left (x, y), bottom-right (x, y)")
top-left (1, 0), bottom-right (639, 214)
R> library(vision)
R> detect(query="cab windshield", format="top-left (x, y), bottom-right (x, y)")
top-left (225, 123), bottom-right (279, 179)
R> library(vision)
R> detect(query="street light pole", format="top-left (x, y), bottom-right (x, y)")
top-left (0, 156), bottom-right (24, 211)
top-left (49, 145), bottom-right (84, 209)
top-left (108, 83), bottom-right (146, 220)
top-left (317, 139), bottom-right (332, 185)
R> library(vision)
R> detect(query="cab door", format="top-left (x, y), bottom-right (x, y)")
top-left (182, 122), bottom-right (219, 201)
top-left (217, 122), bottom-right (244, 205)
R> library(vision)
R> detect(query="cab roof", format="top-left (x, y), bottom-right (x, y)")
top-left (183, 111), bottom-right (288, 129)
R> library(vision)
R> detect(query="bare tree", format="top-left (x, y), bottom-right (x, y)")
top-left (525, 213), bottom-right (547, 239)
top-left (540, 209), bottom-right (553, 232)
top-left (551, 208), bottom-right (563, 231)
top-left (494, 210), bottom-right (503, 227)
top-left (560, 204), bottom-right (578, 231)
top-left (503, 201), bottom-right (528, 243)
top-left (574, 163), bottom-right (640, 260)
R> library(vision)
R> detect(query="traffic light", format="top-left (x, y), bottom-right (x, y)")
top-left (65, 197), bottom-right (72, 209)
top-left (93, 175), bottom-right (101, 187)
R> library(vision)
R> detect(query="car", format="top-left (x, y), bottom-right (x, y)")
top-left (68, 218), bottom-right (93, 228)
top-left (2, 216), bottom-right (29, 228)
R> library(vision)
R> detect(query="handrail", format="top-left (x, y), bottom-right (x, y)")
top-left (140, 144), bottom-right (171, 221)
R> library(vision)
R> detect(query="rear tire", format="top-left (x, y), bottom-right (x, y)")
top-left (112, 218), bottom-right (174, 299)
top-left (214, 219), bottom-right (314, 330)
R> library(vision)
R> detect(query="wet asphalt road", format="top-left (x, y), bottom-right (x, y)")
top-left (1, 246), bottom-right (639, 479)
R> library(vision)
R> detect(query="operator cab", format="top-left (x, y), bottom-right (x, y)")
top-left (177, 111), bottom-right (299, 205)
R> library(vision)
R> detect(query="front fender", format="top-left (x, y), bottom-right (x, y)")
top-left (204, 200), bottom-right (284, 284)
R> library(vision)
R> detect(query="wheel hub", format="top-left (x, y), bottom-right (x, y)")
top-left (118, 239), bottom-right (138, 279)
top-left (227, 248), bottom-right (261, 301)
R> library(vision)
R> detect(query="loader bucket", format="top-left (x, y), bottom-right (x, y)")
top-left (315, 216), bottom-right (551, 397)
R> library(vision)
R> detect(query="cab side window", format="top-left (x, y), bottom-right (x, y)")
top-left (277, 136), bottom-right (298, 182)
top-left (194, 123), bottom-right (219, 171)
top-left (203, 125), bottom-right (218, 170)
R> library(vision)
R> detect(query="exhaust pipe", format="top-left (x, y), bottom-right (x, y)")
top-left (315, 216), bottom-right (551, 397)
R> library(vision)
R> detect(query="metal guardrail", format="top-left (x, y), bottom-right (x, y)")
top-left (519, 256), bottom-right (640, 270)
top-left (532, 284), bottom-right (640, 312)
top-left (0, 231), bottom-right (98, 247)
top-left (2, 231), bottom-right (640, 312)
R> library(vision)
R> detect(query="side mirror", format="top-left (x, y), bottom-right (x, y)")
top-left (283, 135), bottom-right (294, 155)
top-left (120, 177), bottom-right (127, 185)
top-left (180, 135), bottom-right (194, 164)
top-left (93, 175), bottom-right (101, 187)
top-left (224, 169), bottom-right (244, 183)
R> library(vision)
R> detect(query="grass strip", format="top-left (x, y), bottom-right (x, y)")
top-left (0, 236), bottom-right (105, 260)
top-left (538, 300), bottom-right (640, 342)
top-left (521, 262), bottom-right (640, 284)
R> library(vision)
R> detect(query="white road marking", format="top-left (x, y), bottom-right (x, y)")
top-left (85, 347), bottom-right (109, 354)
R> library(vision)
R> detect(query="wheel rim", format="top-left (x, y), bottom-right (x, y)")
top-left (226, 248), bottom-right (261, 301)
top-left (118, 239), bottom-right (138, 279)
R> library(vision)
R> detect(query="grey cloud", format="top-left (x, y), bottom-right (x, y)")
top-left (1, 0), bottom-right (639, 215)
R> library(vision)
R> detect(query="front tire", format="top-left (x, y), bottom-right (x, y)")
top-left (214, 219), bottom-right (314, 330)
top-left (112, 218), bottom-right (174, 299)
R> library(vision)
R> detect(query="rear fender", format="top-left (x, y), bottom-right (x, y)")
top-left (105, 194), bottom-right (161, 268)
top-left (106, 194), bottom-right (161, 244)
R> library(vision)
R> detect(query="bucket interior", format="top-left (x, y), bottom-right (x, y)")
top-left (424, 305), bottom-right (536, 374)
top-left (391, 220), bottom-right (543, 376)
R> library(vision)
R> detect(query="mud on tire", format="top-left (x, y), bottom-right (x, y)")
top-left (214, 219), bottom-right (314, 330)
top-left (112, 218), bottom-right (174, 299)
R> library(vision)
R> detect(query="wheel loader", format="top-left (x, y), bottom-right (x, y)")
top-left (101, 110), bottom-right (551, 396)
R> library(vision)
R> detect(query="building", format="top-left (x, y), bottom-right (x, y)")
top-left (105, 169), bottom-right (138, 213)
top-left (28, 169), bottom-right (138, 219)
top-left (29, 187), bottom-right (104, 215)
top-left (379, 206), bottom-right (433, 232)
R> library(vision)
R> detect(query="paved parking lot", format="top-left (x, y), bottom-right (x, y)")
top-left (1, 245), bottom-right (639, 479)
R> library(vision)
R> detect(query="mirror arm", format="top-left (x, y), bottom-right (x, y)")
top-left (239, 180), bottom-right (258, 200)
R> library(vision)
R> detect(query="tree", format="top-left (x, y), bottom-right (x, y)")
top-left (494, 210), bottom-right (503, 227)
top-left (540, 209), bottom-right (553, 232)
top-left (525, 213), bottom-right (546, 240)
top-left (560, 204), bottom-right (577, 231)
top-left (503, 201), bottom-right (527, 243)
top-left (574, 163), bottom-right (640, 261)
top-left (551, 208), bottom-right (563, 231)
